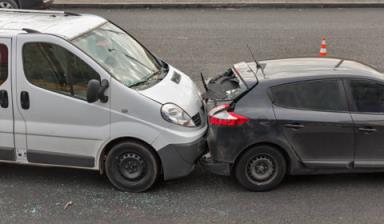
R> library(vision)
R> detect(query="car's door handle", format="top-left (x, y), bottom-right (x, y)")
top-left (358, 127), bottom-right (377, 133)
top-left (284, 123), bottom-right (305, 129)
top-left (20, 91), bottom-right (30, 110)
top-left (0, 90), bottom-right (8, 108)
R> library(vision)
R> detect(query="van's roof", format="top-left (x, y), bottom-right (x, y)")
top-left (0, 9), bottom-right (107, 39)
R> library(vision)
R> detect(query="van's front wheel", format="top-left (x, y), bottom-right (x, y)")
top-left (105, 141), bottom-right (160, 192)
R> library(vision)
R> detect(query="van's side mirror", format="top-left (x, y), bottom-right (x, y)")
top-left (87, 79), bottom-right (109, 103)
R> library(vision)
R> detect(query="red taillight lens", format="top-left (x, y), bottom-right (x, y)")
top-left (208, 105), bottom-right (249, 127)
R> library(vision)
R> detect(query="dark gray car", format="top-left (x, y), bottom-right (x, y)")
top-left (201, 57), bottom-right (384, 191)
top-left (0, 0), bottom-right (53, 9)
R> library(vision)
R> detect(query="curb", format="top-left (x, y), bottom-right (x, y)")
top-left (52, 3), bottom-right (384, 8)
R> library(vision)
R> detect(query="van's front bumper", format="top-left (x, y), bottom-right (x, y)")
top-left (158, 136), bottom-right (208, 180)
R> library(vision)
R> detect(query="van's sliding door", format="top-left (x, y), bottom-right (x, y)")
top-left (0, 37), bottom-right (15, 161)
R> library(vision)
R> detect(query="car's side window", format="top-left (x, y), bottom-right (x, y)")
top-left (0, 44), bottom-right (8, 86)
top-left (23, 42), bottom-right (100, 100)
top-left (271, 79), bottom-right (347, 112)
top-left (349, 80), bottom-right (384, 113)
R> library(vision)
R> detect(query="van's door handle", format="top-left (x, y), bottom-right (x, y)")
top-left (284, 123), bottom-right (304, 129)
top-left (358, 127), bottom-right (377, 133)
top-left (20, 91), bottom-right (30, 110)
top-left (0, 90), bottom-right (8, 108)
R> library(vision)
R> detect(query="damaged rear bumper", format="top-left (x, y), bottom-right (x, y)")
top-left (200, 152), bottom-right (231, 176)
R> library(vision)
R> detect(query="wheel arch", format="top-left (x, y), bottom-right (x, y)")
top-left (98, 137), bottom-right (162, 176)
top-left (233, 142), bottom-right (293, 174)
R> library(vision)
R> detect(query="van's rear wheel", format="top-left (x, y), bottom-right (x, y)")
top-left (105, 141), bottom-right (160, 192)
top-left (0, 0), bottom-right (18, 8)
top-left (234, 145), bottom-right (286, 191)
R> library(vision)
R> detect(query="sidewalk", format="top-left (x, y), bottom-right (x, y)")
top-left (53, 0), bottom-right (384, 8)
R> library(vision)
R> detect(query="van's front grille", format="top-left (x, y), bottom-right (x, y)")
top-left (192, 113), bottom-right (202, 126)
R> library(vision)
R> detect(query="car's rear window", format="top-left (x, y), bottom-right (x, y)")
top-left (271, 79), bottom-right (347, 112)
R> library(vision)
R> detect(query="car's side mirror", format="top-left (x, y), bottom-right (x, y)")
top-left (87, 79), bottom-right (109, 103)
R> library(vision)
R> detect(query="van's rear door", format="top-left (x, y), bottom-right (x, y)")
top-left (0, 37), bottom-right (15, 161)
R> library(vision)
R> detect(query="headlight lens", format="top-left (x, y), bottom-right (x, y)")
top-left (161, 103), bottom-right (196, 127)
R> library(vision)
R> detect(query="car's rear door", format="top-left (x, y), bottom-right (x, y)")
top-left (0, 37), bottom-right (15, 161)
top-left (272, 79), bottom-right (354, 168)
top-left (344, 79), bottom-right (384, 168)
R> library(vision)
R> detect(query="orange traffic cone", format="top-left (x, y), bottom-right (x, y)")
top-left (319, 36), bottom-right (327, 57)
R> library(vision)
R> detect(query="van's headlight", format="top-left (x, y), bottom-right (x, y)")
top-left (161, 103), bottom-right (196, 127)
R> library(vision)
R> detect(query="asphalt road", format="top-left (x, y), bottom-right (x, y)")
top-left (3, 8), bottom-right (384, 224)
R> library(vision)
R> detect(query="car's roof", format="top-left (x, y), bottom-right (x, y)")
top-left (239, 57), bottom-right (383, 82)
top-left (0, 9), bottom-right (106, 39)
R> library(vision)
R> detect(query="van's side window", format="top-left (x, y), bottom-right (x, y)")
top-left (23, 43), bottom-right (100, 100)
top-left (0, 44), bottom-right (8, 86)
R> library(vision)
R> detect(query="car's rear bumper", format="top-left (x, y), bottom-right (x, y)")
top-left (40, 0), bottom-right (54, 8)
top-left (200, 152), bottom-right (231, 176)
top-left (158, 136), bottom-right (208, 180)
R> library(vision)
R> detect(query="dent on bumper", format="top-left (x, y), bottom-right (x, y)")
top-left (158, 137), bottom-right (208, 180)
top-left (40, 0), bottom-right (54, 8)
top-left (200, 153), bottom-right (231, 176)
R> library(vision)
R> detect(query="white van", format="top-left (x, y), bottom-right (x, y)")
top-left (0, 9), bottom-right (207, 192)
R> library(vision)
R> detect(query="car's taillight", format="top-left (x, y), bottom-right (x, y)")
top-left (208, 104), bottom-right (249, 127)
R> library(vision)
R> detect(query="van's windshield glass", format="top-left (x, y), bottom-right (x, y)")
top-left (71, 22), bottom-right (163, 88)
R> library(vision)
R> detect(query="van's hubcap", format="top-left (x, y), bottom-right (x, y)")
top-left (0, 2), bottom-right (13, 8)
top-left (247, 155), bottom-right (275, 182)
top-left (118, 153), bottom-right (146, 180)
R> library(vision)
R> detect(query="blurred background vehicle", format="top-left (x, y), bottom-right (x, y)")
top-left (0, 0), bottom-right (53, 9)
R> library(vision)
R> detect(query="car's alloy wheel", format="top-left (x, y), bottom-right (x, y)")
top-left (235, 145), bottom-right (286, 191)
top-left (105, 141), bottom-right (160, 192)
top-left (0, 0), bottom-right (18, 8)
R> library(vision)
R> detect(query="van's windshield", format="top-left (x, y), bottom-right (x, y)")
top-left (71, 22), bottom-right (164, 88)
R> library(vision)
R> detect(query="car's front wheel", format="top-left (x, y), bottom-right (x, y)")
top-left (105, 141), bottom-right (160, 192)
top-left (234, 145), bottom-right (286, 191)
top-left (0, 0), bottom-right (18, 8)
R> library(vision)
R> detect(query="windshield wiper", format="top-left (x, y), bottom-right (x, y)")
top-left (129, 78), bottom-right (152, 88)
top-left (129, 67), bottom-right (167, 88)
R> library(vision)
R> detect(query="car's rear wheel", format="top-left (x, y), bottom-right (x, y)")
top-left (234, 145), bottom-right (286, 191)
top-left (105, 141), bottom-right (160, 192)
top-left (0, 0), bottom-right (18, 8)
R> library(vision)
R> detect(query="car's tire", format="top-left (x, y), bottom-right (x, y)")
top-left (234, 145), bottom-right (286, 192)
top-left (105, 141), bottom-right (160, 193)
top-left (0, 0), bottom-right (18, 8)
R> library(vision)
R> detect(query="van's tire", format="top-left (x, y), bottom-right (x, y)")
top-left (105, 141), bottom-right (160, 193)
top-left (234, 145), bottom-right (286, 192)
top-left (0, 0), bottom-right (18, 8)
